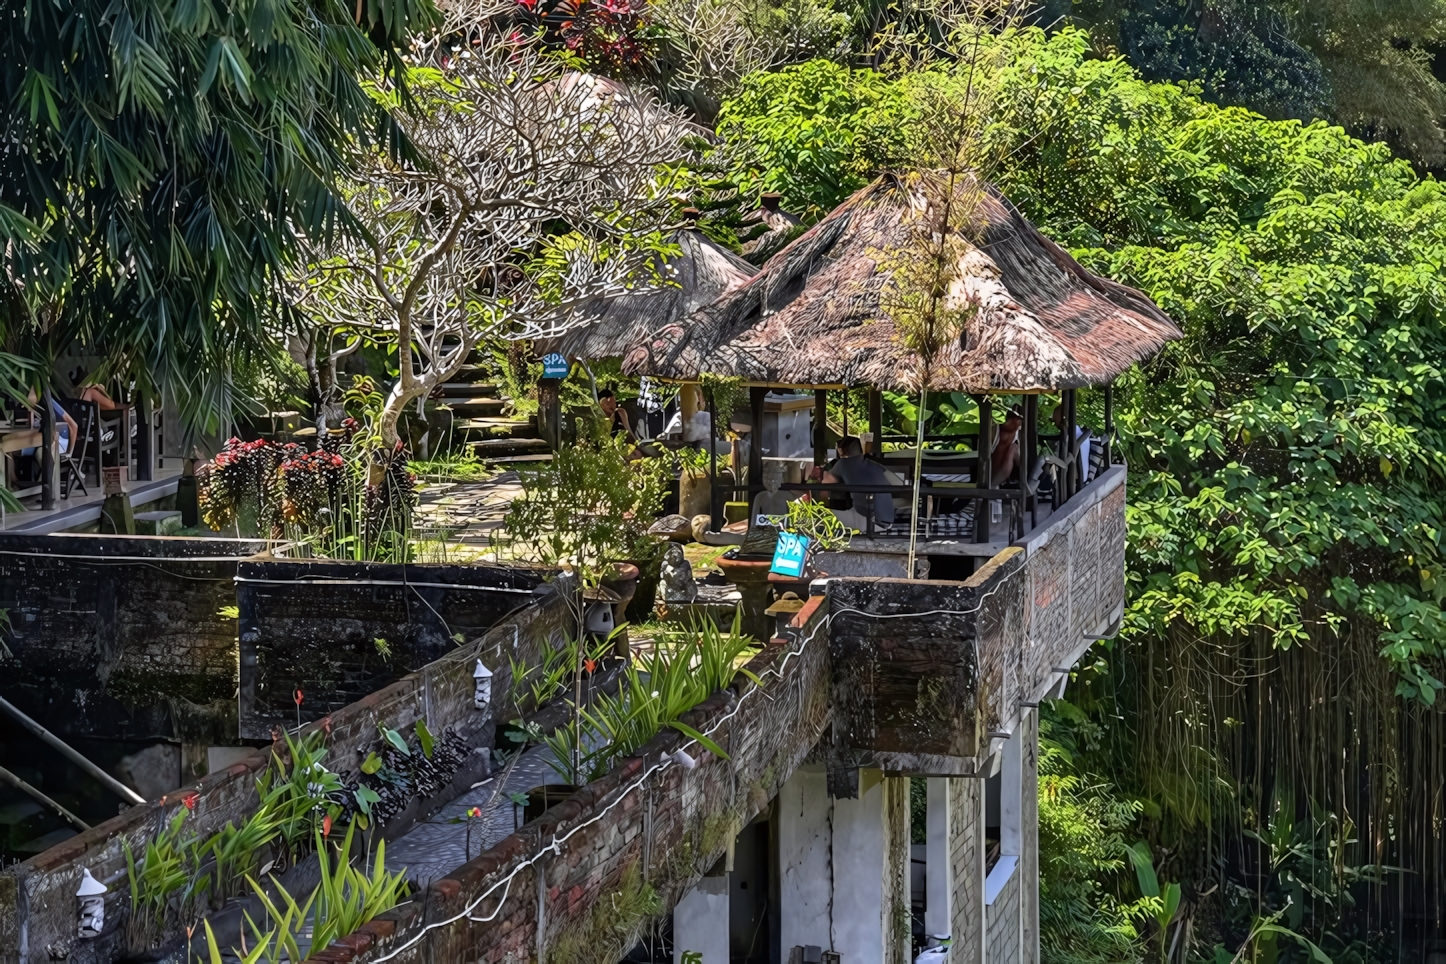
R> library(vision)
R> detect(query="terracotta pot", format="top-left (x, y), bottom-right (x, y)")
top-left (714, 553), bottom-right (775, 640)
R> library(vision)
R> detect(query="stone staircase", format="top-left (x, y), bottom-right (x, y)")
top-left (440, 361), bottom-right (551, 461)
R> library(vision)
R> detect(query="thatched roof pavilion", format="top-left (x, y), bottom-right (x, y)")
top-left (547, 229), bottom-right (754, 361)
top-left (621, 172), bottom-right (1181, 392)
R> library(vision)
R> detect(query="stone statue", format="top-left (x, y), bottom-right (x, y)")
top-left (740, 462), bottom-right (790, 557)
top-left (750, 462), bottom-right (791, 524)
top-left (658, 542), bottom-right (697, 603)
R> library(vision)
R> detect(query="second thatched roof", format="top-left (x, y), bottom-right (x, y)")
top-left (621, 172), bottom-right (1182, 392)
top-left (546, 229), bottom-right (755, 361)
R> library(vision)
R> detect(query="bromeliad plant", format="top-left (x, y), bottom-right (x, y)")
top-left (541, 613), bottom-right (759, 785)
top-left (197, 420), bottom-right (420, 561)
top-left (784, 496), bottom-right (853, 551)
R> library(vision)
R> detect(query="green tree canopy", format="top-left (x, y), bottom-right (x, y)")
top-left (0, 0), bottom-right (437, 428)
top-left (712, 27), bottom-right (1446, 702)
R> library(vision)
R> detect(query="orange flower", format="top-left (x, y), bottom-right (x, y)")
top-left (322, 814), bottom-right (333, 838)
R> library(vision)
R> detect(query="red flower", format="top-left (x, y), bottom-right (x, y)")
top-left (322, 814), bottom-right (333, 838)
top-left (584, 657), bottom-right (597, 674)
top-left (294, 688), bottom-right (304, 706)
top-left (182, 792), bottom-right (199, 812)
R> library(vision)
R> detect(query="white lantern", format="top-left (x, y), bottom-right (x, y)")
top-left (76, 867), bottom-right (107, 938)
top-left (584, 602), bottom-right (615, 635)
top-left (473, 659), bottom-right (493, 711)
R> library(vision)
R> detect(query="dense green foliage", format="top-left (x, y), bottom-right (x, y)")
top-left (1058, 0), bottom-right (1446, 166)
top-left (716, 28), bottom-right (1446, 703)
top-left (712, 25), bottom-right (1446, 957)
top-left (0, 0), bottom-right (436, 427)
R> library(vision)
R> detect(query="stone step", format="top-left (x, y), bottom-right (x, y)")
top-left (469, 437), bottom-right (552, 458)
top-left (439, 381), bottom-right (500, 398)
top-left (442, 397), bottom-right (510, 417)
top-left (457, 417), bottom-right (538, 440)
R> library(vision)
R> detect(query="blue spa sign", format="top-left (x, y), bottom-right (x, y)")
top-left (542, 353), bottom-right (570, 379)
top-left (770, 531), bottom-right (811, 578)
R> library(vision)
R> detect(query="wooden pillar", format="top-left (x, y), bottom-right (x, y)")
top-left (40, 390), bottom-right (56, 510)
top-left (1023, 393), bottom-right (1038, 532)
top-left (1065, 388), bottom-right (1078, 499)
top-left (134, 389), bottom-right (153, 481)
top-left (976, 396), bottom-right (992, 543)
top-left (749, 387), bottom-right (766, 486)
top-left (1103, 383), bottom-right (1113, 468)
top-left (708, 387), bottom-right (721, 532)
top-left (681, 381), bottom-right (699, 427)
top-left (867, 388), bottom-right (883, 455)
top-left (813, 389), bottom-right (828, 467)
top-left (538, 379), bottom-right (562, 450)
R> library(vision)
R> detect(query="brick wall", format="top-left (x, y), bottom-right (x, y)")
top-left (0, 588), bottom-right (574, 964)
top-left (236, 558), bottom-right (549, 737)
top-left (313, 597), bottom-right (834, 964)
top-left (0, 533), bottom-right (264, 709)
top-left (949, 777), bottom-right (984, 964)
top-left (986, 868), bottom-right (1022, 964)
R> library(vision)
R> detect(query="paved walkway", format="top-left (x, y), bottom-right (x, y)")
top-left (412, 473), bottom-right (525, 561)
top-left (384, 740), bottom-right (577, 886)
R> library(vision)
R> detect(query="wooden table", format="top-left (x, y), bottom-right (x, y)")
top-left (1, 426), bottom-right (45, 501)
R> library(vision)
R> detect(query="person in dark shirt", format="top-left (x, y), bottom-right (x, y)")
top-left (597, 390), bottom-right (634, 441)
top-left (814, 436), bottom-right (895, 529)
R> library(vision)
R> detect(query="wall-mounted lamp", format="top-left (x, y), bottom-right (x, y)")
top-left (473, 659), bottom-right (493, 711)
top-left (671, 748), bottom-right (698, 770)
top-left (77, 867), bottom-right (107, 938)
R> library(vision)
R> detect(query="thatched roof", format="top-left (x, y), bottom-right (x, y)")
top-left (740, 193), bottom-right (804, 264)
top-left (547, 230), bottom-right (754, 360)
top-left (621, 172), bottom-right (1182, 392)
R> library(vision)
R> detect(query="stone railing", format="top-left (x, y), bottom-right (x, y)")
top-left (1012, 465), bottom-right (1126, 711)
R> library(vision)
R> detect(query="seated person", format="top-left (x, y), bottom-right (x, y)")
top-left (597, 389), bottom-right (635, 441)
top-left (988, 407), bottom-right (1023, 484)
top-left (811, 436), bottom-right (895, 531)
top-left (71, 368), bottom-right (129, 412)
top-left (11, 390), bottom-right (77, 461)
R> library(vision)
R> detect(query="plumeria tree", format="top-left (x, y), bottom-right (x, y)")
top-left (296, 20), bottom-right (691, 447)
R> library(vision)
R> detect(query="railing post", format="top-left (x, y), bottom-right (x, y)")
top-left (1065, 388), bottom-right (1078, 500)
top-left (1024, 393), bottom-right (1039, 532)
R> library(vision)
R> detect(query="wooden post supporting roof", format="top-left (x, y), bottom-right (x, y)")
top-left (813, 390), bottom-right (828, 467)
top-left (976, 395), bottom-right (992, 544)
top-left (749, 387), bottom-right (766, 487)
top-left (867, 389), bottom-right (883, 455)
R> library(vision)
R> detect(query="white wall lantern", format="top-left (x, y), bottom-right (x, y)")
top-left (584, 602), bottom-right (615, 636)
top-left (473, 660), bottom-right (493, 711)
top-left (76, 867), bottom-right (107, 938)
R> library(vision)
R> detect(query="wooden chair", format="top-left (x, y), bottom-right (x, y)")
top-left (57, 399), bottom-right (96, 499)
